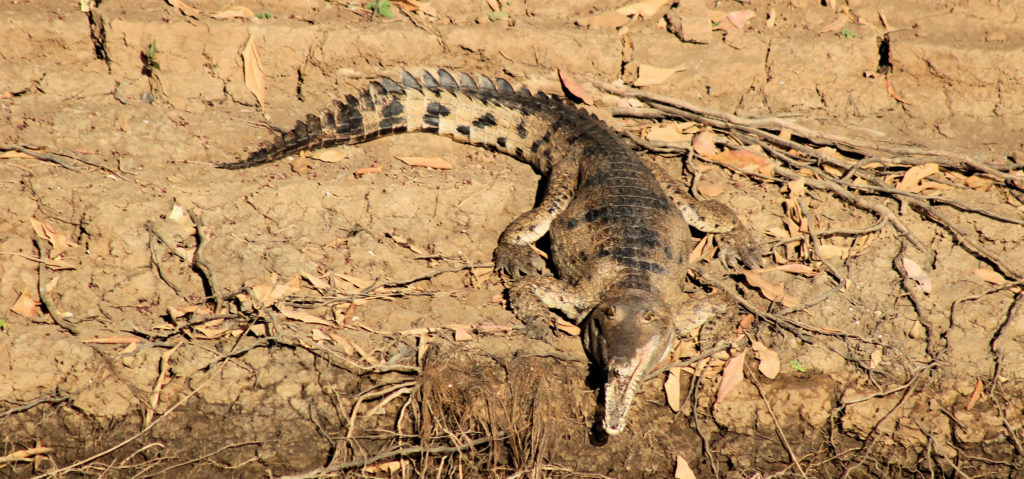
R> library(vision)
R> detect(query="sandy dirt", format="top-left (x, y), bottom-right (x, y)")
top-left (2, 0), bottom-right (1023, 477)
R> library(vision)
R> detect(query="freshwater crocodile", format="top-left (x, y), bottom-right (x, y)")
top-left (219, 70), bottom-right (761, 435)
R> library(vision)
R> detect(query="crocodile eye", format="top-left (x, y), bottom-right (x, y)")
top-left (605, 306), bottom-right (616, 317)
top-left (641, 311), bottom-right (655, 323)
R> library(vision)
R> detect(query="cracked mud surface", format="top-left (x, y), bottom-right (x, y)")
top-left (2, 0), bottom-right (1023, 477)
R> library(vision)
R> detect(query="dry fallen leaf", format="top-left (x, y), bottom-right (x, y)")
top-left (242, 34), bottom-right (266, 109)
top-left (674, 455), bottom-right (697, 479)
top-left (664, 367), bottom-right (682, 412)
top-left (692, 130), bottom-right (717, 156)
top-left (717, 9), bottom-right (755, 32)
top-left (964, 174), bottom-right (994, 191)
top-left (716, 349), bottom-right (747, 403)
top-left (901, 257), bottom-right (932, 294)
top-left (558, 68), bottom-right (594, 105)
top-left (31, 218), bottom-right (79, 259)
top-left (707, 149), bottom-right (770, 172)
top-left (895, 163), bottom-right (939, 192)
top-left (696, 182), bottom-right (725, 198)
top-left (211, 5), bottom-right (255, 19)
top-left (290, 155), bottom-right (312, 172)
top-left (335, 273), bottom-right (374, 290)
top-left (972, 268), bottom-right (1005, 285)
top-left (355, 166), bottom-right (382, 177)
top-left (743, 271), bottom-right (800, 307)
top-left (616, 0), bottom-right (672, 18)
top-left (277, 304), bottom-right (333, 326)
top-left (751, 340), bottom-right (780, 379)
top-left (868, 345), bottom-right (883, 369)
top-left (883, 77), bottom-right (910, 104)
top-left (966, 378), bottom-right (983, 411)
top-left (645, 124), bottom-right (690, 143)
top-left (452, 325), bottom-right (474, 341)
top-left (397, 156), bottom-right (453, 169)
top-left (634, 64), bottom-right (688, 87)
top-left (10, 288), bottom-right (38, 318)
top-left (774, 263), bottom-right (816, 276)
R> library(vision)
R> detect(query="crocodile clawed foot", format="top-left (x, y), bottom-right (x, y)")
top-left (494, 243), bottom-right (546, 278)
top-left (717, 226), bottom-right (763, 270)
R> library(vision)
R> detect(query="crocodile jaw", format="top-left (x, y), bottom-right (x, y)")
top-left (601, 332), bottom-right (672, 435)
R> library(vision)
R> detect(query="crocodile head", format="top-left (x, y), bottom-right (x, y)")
top-left (583, 289), bottom-right (675, 435)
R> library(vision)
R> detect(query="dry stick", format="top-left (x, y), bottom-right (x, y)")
top-left (911, 198), bottom-right (1024, 279)
top-left (144, 341), bottom-right (183, 428)
top-left (893, 240), bottom-right (940, 356)
top-left (736, 131), bottom-right (1024, 227)
top-left (187, 209), bottom-right (222, 311)
top-left (146, 225), bottom-right (184, 296)
top-left (991, 293), bottom-right (1024, 365)
top-left (598, 83), bottom-right (1024, 184)
top-left (746, 364), bottom-right (808, 478)
top-left (33, 238), bottom-right (79, 335)
top-left (911, 418), bottom-right (971, 479)
top-left (0, 392), bottom-right (77, 419)
top-left (2, 145), bottom-right (80, 171)
top-left (0, 447), bottom-right (55, 465)
top-left (280, 436), bottom-right (499, 478)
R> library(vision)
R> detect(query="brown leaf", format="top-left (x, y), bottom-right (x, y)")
top-left (335, 273), bottom-right (374, 290)
top-left (774, 263), bottom-right (816, 276)
top-left (31, 218), bottom-right (79, 259)
top-left (692, 130), bottom-right (717, 156)
top-left (645, 124), bottom-right (690, 143)
top-left (966, 378), bottom-right (983, 411)
top-left (558, 68), bottom-right (594, 105)
top-left (617, 0), bottom-right (672, 18)
top-left (718, 9), bottom-right (755, 31)
top-left (10, 288), bottom-right (38, 318)
top-left (290, 155), bottom-right (312, 172)
top-left (895, 163), bottom-right (939, 192)
top-left (211, 5), bottom-right (255, 19)
top-left (707, 149), bottom-right (769, 171)
top-left (750, 340), bottom-right (780, 379)
top-left (868, 345), bottom-right (883, 369)
top-left (901, 257), bottom-right (932, 294)
top-left (674, 455), bottom-right (697, 479)
top-left (743, 271), bottom-right (800, 307)
top-left (242, 34), bottom-right (266, 109)
top-left (883, 77), bottom-right (910, 104)
top-left (277, 304), bottom-right (333, 326)
top-left (452, 325), bottom-right (474, 341)
top-left (327, 332), bottom-right (356, 355)
top-left (355, 166), bottom-right (382, 177)
top-left (973, 268), bottom-right (1005, 285)
top-left (397, 156), bottom-right (452, 169)
top-left (964, 174), bottom-right (994, 191)
top-left (577, 10), bottom-right (630, 29)
top-left (664, 367), bottom-right (682, 412)
top-left (716, 349), bottom-right (746, 403)
top-left (634, 63), bottom-right (687, 87)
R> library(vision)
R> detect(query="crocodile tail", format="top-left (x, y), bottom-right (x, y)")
top-left (219, 69), bottom-right (592, 172)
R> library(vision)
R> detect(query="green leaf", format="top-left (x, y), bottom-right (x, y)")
top-left (366, 0), bottom-right (394, 19)
top-left (788, 360), bottom-right (806, 373)
top-left (0, 318), bottom-right (6, 332)
top-left (256, 11), bottom-right (272, 19)
top-left (488, 10), bottom-right (508, 21)
top-left (839, 28), bottom-right (857, 39)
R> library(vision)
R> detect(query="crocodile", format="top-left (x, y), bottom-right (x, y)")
top-left (219, 70), bottom-right (761, 435)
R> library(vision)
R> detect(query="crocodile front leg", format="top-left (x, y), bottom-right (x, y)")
top-left (494, 158), bottom-right (579, 277)
top-left (641, 159), bottom-right (762, 268)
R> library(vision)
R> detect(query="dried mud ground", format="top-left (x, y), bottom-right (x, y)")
top-left (2, 0), bottom-right (1024, 477)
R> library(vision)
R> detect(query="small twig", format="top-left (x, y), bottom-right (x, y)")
top-left (34, 238), bottom-right (79, 335)
top-left (0, 391), bottom-right (77, 419)
top-left (281, 434), bottom-right (501, 477)
top-left (1, 145), bottom-right (80, 171)
top-left (147, 224), bottom-right (185, 296)
top-left (144, 341), bottom-right (183, 427)
top-left (0, 447), bottom-right (55, 465)
top-left (187, 209), bottom-right (222, 310)
top-left (747, 363), bottom-right (808, 478)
